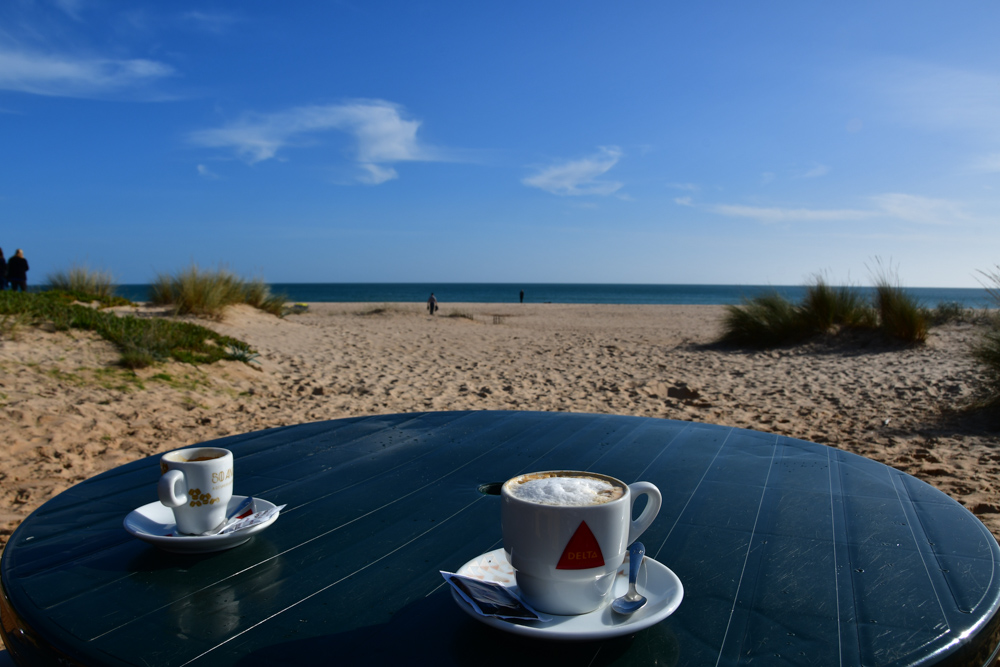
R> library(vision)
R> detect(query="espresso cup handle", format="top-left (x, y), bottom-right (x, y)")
top-left (627, 481), bottom-right (662, 545)
top-left (158, 469), bottom-right (189, 508)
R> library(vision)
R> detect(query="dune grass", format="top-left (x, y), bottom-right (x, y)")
top-left (720, 271), bottom-right (928, 347)
top-left (46, 265), bottom-right (121, 301)
top-left (721, 291), bottom-right (808, 347)
top-left (870, 260), bottom-right (927, 344)
top-left (972, 266), bottom-right (1000, 408)
top-left (44, 265), bottom-right (131, 307)
top-left (0, 290), bottom-right (257, 370)
top-left (357, 303), bottom-right (399, 316)
top-left (149, 266), bottom-right (286, 318)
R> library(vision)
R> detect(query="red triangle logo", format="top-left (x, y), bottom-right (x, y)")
top-left (556, 521), bottom-right (605, 570)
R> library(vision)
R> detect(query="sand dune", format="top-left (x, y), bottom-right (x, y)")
top-left (2, 302), bottom-right (997, 554)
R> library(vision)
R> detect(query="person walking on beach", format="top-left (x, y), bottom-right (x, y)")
top-left (7, 249), bottom-right (28, 292)
top-left (520, 289), bottom-right (524, 303)
top-left (427, 292), bottom-right (438, 315)
top-left (0, 248), bottom-right (6, 290)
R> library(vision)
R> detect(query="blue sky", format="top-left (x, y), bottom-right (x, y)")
top-left (2, 1), bottom-right (999, 287)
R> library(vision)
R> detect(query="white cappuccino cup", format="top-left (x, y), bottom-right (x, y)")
top-left (158, 447), bottom-right (234, 535)
top-left (501, 470), bottom-right (661, 615)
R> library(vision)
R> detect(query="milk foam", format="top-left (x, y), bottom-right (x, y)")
top-left (512, 475), bottom-right (622, 506)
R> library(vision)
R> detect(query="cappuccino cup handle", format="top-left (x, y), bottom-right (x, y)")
top-left (627, 481), bottom-right (662, 545)
top-left (158, 470), bottom-right (189, 508)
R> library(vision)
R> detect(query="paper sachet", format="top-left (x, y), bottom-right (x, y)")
top-left (441, 572), bottom-right (550, 621)
top-left (217, 505), bottom-right (285, 535)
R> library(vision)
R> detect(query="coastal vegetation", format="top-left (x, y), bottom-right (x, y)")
top-left (0, 289), bottom-right (256, 370)
top-left (150, 265), bottom-right (286, 319)
top-left (719, 268), bottom-right (937, 348)
top-left (46, 264), bottom-right (122, 302)
top-left (973, 266), bottom-right (1000, 408)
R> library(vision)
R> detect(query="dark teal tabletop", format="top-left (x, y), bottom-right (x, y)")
top-left (3, 412), bottom-right (999, 666)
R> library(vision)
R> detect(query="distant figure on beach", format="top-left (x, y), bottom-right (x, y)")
top-left (427, 293), bottom-right (438, 315)
top-left (0, 248), bottom-right (6, 290)
top-left (7, 249), bottom-right (28, 292)
top-left (520, 289), bottom-right (524, 303)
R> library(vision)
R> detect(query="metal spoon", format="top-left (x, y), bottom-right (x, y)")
top-left (612, 542), bottom-right (647, 614)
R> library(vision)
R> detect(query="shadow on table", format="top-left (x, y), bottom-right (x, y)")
top-left (233, 590), bottom-right (680, 667)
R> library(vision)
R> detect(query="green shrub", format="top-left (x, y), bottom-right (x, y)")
top-left (148, 273), bottom-right (175, 306)
top-left (870, 263), bottom-right (927, 343)
top-left (149, 266), bottom-right (287, 319)
top-left (226, 341), bottom-right (261, 364)
top-left (719, 265), bottom-right (928, 348)
top-left (357, 303), bottom-right (396, 316)
top-left (0, 291), bottom-right (253, 368)
top-left (720, 292), bottom-right (809, 346)
top-left (46, 265), bottom-right (118, 300)
top-left (800, 277), bottom-right (874, 331)
top-left (926, 301), bottom-right (980, 326)
top-left (974, 322), bottom-right (1000, 408)
top-left (0, 311), bottom-right (30, 339)
top-left (973, 266), bottom-right (1000, 407)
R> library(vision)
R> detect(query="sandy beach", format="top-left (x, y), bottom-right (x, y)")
top-left (2, 302), bottom-right (998, 555)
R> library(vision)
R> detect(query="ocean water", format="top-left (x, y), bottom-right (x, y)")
top-left (113, 283), bottom-right (993, 308)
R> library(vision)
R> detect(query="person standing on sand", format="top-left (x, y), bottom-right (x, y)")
top-left (0, 248), bottom-right (6, 290)
top-left (427, 292), bottom-right (438, 315)
top-left (520, 289), bottom-right (524, 303)
top-left (7, 249), bottom-right (28, 292)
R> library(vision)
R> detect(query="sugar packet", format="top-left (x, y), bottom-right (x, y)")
top-left (217, 505), bottom-right (285, 535)
top-left (441, 572), bottom-right (549, 621)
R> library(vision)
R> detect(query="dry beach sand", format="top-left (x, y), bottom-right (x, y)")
top-left (2, 302), bottom-right (999, 557)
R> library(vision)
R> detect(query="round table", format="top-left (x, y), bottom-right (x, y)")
top-left (3, 411), bottom-right (999, 666)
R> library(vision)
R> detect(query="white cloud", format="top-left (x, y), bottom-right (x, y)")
top-left (189, 100), bottom-right (437, 184)
top-left (870, 60), bottom-right (1000, 139)
top-left (181, 11), bottom-right (241, 34)
top-left (0, 47), bottom-right (174, 98)
top-left (798, 164), bottom-right (830, 179)
top-left (971, 153), bottom-right (1000, 173)
top-left (674, 196), bottom-right (694, 207)
top-left (357, 163), bottom-right (398, 185)
top-left (197, 164), bottom-right (219, 179)
top-left (709, 204), bottom-right (871, 224)
top-left (707, 193), bottom-right (968, 225)
top-left (869, 193), bottom-right (967, 225)
top-left (522, 146), bottom-right (623, 196)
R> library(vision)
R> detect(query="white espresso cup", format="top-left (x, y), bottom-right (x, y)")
top-left (158, 447), bottom-right (234, 535)
top-left (501, 470), bottom-right (662, 615)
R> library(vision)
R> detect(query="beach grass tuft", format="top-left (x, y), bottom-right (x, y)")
top-left (46, 265), bottom-right (121, 301)
top-left (869, 260), bottom-right (927, 343)
top-left (925, 302), bottom-right (981, 325)
top-left (149, 265), bottom-right (286, 318)
top-left (972, 266), bottom-right (1000, 407)
top-left (720, 265), bottom-right (928, 348)
top-left (357, 303), bottom-right (398, 316)
top-left (721, 292), bottom-right (808, 346)
top-left (801, 277), bottom-right (875, 331)
top-left (0, 311), bottom-right (31, 340)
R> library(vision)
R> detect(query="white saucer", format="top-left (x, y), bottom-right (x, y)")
top-left (453, 548), bottom-right (683, 641)
top-left (123, 495), bottom-right (279, 554)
